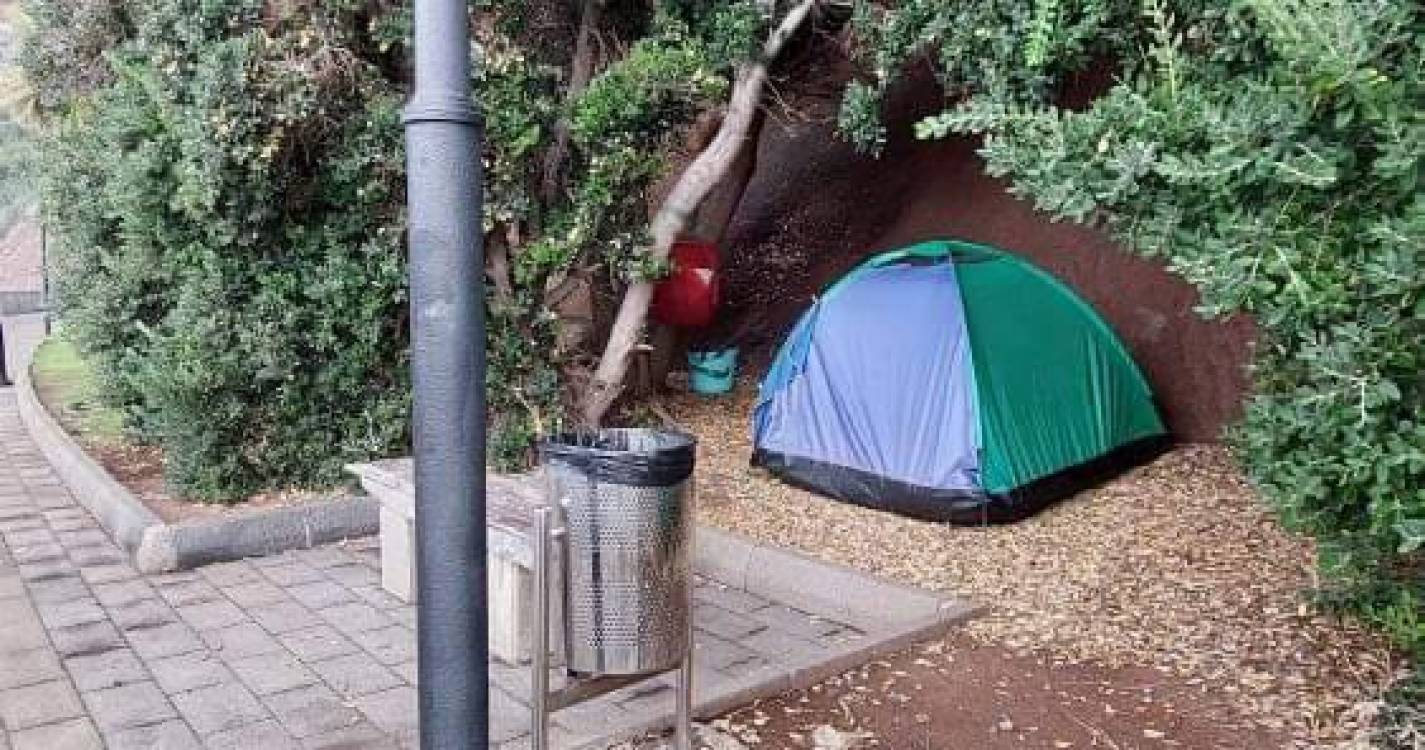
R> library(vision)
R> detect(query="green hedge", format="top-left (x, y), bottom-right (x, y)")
top-left (28, 0), bottom-right (411, 500)
top-left (844, 0), bottom-right (1424, 657)
top-left (23, 0), bottom-right (765, 499)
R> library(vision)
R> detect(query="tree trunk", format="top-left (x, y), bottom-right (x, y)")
top-left (581, 0), bottom-right (817, 426)
top-left (647, 109), bottom-right (767, 390)
top-left (690, 110), bottom-right (764, 244)
top-left (541, 0), bottom-right (603, 203)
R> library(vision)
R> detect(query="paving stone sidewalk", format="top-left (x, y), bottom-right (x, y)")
top-left (0, 391), bottom-right (883, 749)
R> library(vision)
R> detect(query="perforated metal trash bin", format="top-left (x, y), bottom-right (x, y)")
top-left (540, 429), bottom-right (695, 676)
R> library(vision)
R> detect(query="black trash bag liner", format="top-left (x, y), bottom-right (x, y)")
top-left (539, 428), bottom-right (696, 486)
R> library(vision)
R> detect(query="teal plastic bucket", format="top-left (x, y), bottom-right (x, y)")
top-left (688, 348), bottom-right (738, 395)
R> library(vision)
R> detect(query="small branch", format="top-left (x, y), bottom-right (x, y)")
top-left (647, 398), bottom-right (685, 431)
top-left (1063, 711), bottom-right (1123, 750)
top-left (544, 267), bottom-right (589, 308)
top-left (510, 388), bottom-right (546, 436)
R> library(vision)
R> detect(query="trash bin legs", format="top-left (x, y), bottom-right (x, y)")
top-left (532, 508), bottom-right (551, 749)
top-left (529, 506), bottom-right (693, 750)
top-left (674, 569), bottom-right (693, 749)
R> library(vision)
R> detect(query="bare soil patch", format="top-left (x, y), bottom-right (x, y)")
top-left (711, 633), bottom-right (1285, 750)
top-left (662, 378), bottom-right (1398, 746)
top-left (30, 337), bottom-right (332, 523)
top-left (73, 437), bottom-right (325, 524)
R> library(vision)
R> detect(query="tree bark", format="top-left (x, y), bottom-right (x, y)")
top-left (581, 0), bottom-right (817, 426)
top-left (647, 109), bottom-right (767, 390)
top-left (689, 110), bottom-right (764, 243)
top-left (541, 0), bottom-right (603, 203)
top-left (487, 225), bottom-right (516, 300)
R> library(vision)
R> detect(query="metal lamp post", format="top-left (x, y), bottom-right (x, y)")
top-left (41, 224), bottom-right (50, 335)
top-left (0, 324), bottom-right (9, 387)
top-left (404, 0), bottom-right (489, 745)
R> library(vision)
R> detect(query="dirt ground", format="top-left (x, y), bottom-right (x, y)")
top-left (713, 633), bottom-right (1284, 750)
top-left (30, 339), bottom-right (332, 522)
top-left (75, 439), bottom-right (329, 523)
top-left (659, 377), bottom-right (1405, 748)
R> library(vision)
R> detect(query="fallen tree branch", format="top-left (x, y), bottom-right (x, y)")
top-left (581, 0), bottom-right (818, 426)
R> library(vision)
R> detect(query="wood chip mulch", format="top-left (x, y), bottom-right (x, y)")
top-left (662, 381), bottom-right (1406, 747)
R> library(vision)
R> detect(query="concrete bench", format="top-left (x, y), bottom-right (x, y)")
top-left (346, 459), bottom-right (564, 665)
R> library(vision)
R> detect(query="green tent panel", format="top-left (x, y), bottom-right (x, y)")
top-left (956, 252), bottom-right (1166, 494)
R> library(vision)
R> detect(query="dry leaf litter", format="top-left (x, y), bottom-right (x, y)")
top-left (655, 380), bottom-right (1405, 747)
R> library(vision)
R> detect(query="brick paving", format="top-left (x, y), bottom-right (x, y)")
top-left (0, 391), bottom-right (878, 749)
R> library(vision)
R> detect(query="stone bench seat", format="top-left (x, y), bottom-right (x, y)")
top-left (346, 458), bottom-right (563, 665)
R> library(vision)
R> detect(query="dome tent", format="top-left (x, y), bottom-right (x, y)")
top-left (752, 239), bottom-right (1170, 524)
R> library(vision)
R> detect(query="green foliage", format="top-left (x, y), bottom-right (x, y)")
top-left (837, 81), bottom-right (887, 155)
top-left (23, 0), bottom-right (772, 496)
top-left (31, 0), bottom-right (411, 500)
top-left (17, 0), bottom-right (129, 108)
top-left (660, 1), bottom-right (769, 67)
top-left (477, 1), bottom-right (763, 467)
top-left (839, 0), bottom-right (1136, 152)
top-left (0, 122), bottom-right (33, 228)
top-left (571, 35), bottom-right (725, 149)
top-left (846, 0), bottom-right (1425, 659)
top-left (476, 43), bottom-right (563, 467)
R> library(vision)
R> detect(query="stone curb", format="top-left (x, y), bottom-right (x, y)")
top-left (571, 527), bottom-right (984, 749)
top-left (693, 526), bottom-right (967, 632)
top-left (15, 367), bottom-right (160, 556)
top-left (15, 366), bottom-right (376, 573)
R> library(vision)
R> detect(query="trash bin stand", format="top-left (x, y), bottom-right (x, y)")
top-left (530, 506), bottom-right (693, 750)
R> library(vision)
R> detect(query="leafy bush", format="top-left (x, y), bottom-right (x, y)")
top-left (0, 123), bottom-right (33, 227)
top-left (29, 0), bottom-right (411, 500)
top-left (24, 0), bottom-right (768, 496)
top-left (843, 0), bottom-right (1425, 656)
top-left (477, 2), bottom-right (758, 468)
top-left (1376, 670), bottom-right (1424, 749)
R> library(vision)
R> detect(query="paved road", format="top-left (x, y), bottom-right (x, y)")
top-left (0, 390), bottom-right (423, 749)
top-left (0, 389), bottom-right (875, 749)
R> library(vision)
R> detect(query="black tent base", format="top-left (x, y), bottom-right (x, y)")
top-left (752, 434), bottom-right (1173, 525)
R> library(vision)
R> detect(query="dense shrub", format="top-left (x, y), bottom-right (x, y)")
top-left (0, 123), bottom-right (33, 227)
top-left (0, 4), bottom-right (37, 223)
top-left (28, 0), bottom-right (411, 499)
top-left (843, 0), bottom-right (1425, 658)
top-left (23, 0), bottom-right (767, 498)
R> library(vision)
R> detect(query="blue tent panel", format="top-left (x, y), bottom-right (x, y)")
top-left (753, 263), bottom-right (980, 492)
